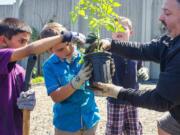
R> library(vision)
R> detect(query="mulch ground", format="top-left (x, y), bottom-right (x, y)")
top-left (30, 82), bottom-right (164, 135)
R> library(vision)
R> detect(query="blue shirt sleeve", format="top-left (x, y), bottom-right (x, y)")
top-left (43, 63), bottom-right (59, 95)
top-left (0, 49), bottom-right (14, 74)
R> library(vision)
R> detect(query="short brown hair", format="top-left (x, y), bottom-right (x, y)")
top-left (0, 23), bottom-right (9, 36)
top-left (0, 18), bottom-right (32, 39)
top-left (40, 22), bottom-right (66, 39)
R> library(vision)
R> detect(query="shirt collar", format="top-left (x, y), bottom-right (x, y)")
top-left (51, 47), bottom-right (80, 64)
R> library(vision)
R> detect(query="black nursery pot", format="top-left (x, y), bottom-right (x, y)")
top-left (84, 51), bottom-right (112, 83)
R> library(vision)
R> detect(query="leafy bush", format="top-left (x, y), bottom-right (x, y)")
top-left (71, 0), bottom-right (125, 54)
top-left (71, 0), bottom-right (124, 40)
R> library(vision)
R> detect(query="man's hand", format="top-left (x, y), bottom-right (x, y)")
top-left (92, 82), bottom-right (123, 98)
top-left (61, 31), bottom-right (86, 45)
top-left (85, 39), bottom-right (112, 53)
top-left (17, 89), bottom-right (36, 111)
top-left (137, 67), bottom-right (149, 81)
top-left (85, 33), bottom-right (112, 53)
top-left (71, 63), bottom-right (92, 89)
top-left (99, 39), bottom-right (112, 51)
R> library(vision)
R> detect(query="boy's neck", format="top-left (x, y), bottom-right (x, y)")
top-left (65, 48), bottom-right (78, 64)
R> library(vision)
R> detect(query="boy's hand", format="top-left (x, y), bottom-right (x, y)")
top-left (137, 67), bottom-right (149, 81)
top-left (17, 89), bottom-right (36, 111)
top-left (71, 63), bottom-right (92, 89)
top-left (92, 82), bottom-right (122, 98)
top-left (61, 31), bottom-right (86, 45)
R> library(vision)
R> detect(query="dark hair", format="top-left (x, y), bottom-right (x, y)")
top-left (177, 0), bottom-right (180, 5)
top-left (0, 18), bottom-right (32, 39)
top-left (0, 24), bottom-right (9, 36)
top-left (40, 22), bottom-right (66, 39)
top-left (40, 28), bottom-right (58, 39)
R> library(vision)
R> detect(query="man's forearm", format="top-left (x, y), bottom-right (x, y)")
top-left (117, 88), bottom-right (173, 112)
top-left (111, 40), bottom-right (162, 62)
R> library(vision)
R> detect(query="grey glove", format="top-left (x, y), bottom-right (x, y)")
top-left (71, 63), bottom-right (92, 89)
top-left (85, 38), bottom-right (112, 54)
top-left (17, 89), bottom-right (36, 111)
top-left (72, 32), bottom-right (86, 45)
top-left (92, 82), bottom-right (123, 98)
top-left (137, 67), bottom-right (149, 81)
top-left (99, 39), bottom-right (112, 51)
top-left (61, 31), bottom-right (86, 45)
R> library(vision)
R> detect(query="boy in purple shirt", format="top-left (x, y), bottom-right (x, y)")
top-left (0, 18), bottom-right (85, 135)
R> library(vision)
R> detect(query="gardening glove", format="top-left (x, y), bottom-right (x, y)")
top-left (61, 31), bottom-right (86, 45)
top-left (92, 82), bottom-right (123, 98)
top-left (71, 63), bottom-right (92, 89)
top-left (17, 89), bottom-right (36, 111)
top-left (85, 40), bottom-right (100, 54)
top-left (137, 67), bottom-right (149, 81)
top-left (99, 39), bottom-right (112, 51)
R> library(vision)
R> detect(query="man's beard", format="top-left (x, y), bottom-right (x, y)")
top-left (160, 21), bottom-right (168, 35)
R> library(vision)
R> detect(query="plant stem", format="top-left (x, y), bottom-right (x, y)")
top-left (97, 26), bottom-right (101, 51)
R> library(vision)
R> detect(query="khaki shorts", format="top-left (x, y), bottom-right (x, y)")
top-left (157, 112), bottom-right (180, 135)
top-left (55, 125), bottom-right (97, 135)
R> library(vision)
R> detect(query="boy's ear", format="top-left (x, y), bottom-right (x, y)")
top-left (130, 29), bottom-right (133, 36)
top-left (0, 36), bottom-right (8, 48)
top-left (0, 36), bottom-right (4, 44)
top-left (49, 48), bottom-right (53, 53)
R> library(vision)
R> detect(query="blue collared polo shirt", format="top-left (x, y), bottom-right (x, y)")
top-left (43, 50), bottom-right (100, 132)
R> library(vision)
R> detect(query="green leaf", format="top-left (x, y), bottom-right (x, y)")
top-left (91, 22), bottom-right (97, 28)
top-left (105, 23), bottom-right (115, 32)
top-left (70, 12), bottom-right (78, 23)
top-left (79, 0), bottom-right (85, 5)
top-left (113, 2), bottom-right (121, 7)
top-left (78, 56), bottom-right (84, 64)
top-left (89, 19), bottom-right (95, 25)
top-left (115, 24), bottom-right (125, 32)
top-left (119, 26), bottom-right (125, 32)
top-left (78, 10), bottom-right (86, 16)
top-left (92, 0), bottom-right (99, 2)
top-left (107, 7), bottom-right (113, 14)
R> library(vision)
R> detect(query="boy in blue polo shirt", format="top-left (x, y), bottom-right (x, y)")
top-left (41, 22), bottom-right (100, 135)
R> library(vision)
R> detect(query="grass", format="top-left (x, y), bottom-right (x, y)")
top-left (32, 76), bottom-right (44, 84)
